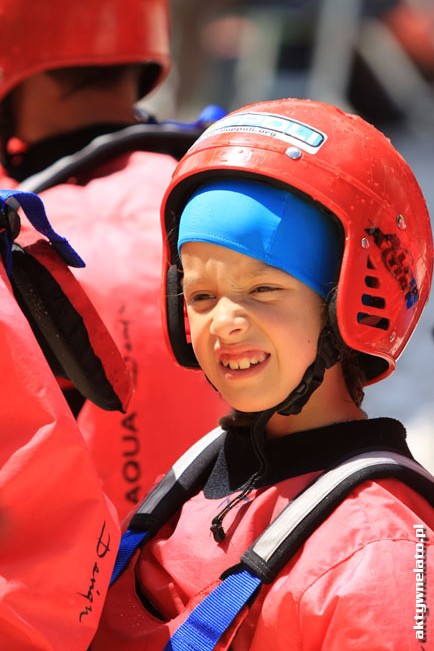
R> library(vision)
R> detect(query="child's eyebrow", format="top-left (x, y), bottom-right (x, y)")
top-left (182, 262), bottom-right (286, 289)
top-left (244, 265), bottom-right (285, 281)
top-left (250, 261), bottom-right (280, 275)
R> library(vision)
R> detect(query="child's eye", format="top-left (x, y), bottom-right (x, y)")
top-left (187, 292), bottom-right (214, 305)
top-left (252, 285), bottom-right (280, 294)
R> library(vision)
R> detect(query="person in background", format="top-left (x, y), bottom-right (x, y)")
top-left (0, 0), bottom-right (227, 520)
top-left (93, 98), bottom-right (433, 649)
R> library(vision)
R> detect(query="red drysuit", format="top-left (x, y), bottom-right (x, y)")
top-left (0, 256), bottom-right (121, 650)
top-left (92, 418), bottom-right (434, 650)
top-left (1, 147), bottom-right (227, 520)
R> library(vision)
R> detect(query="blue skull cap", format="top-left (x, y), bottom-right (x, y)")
top-left (178, 178), bottom-right (342, 298)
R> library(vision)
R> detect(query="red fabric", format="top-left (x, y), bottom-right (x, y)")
top-left (0, 261), bottom-right (120, 650)
top-left (4, 151), bottom-right (227, 520)
top-left (93, 468), bottom-right (434, 650)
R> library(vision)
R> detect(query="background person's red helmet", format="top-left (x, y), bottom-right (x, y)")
top-left (161, 98), bottom-right (433, 384)
top-left (0, 0), bottom-right (171, 101)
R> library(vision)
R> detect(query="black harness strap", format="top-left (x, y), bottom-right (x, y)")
top-left (18, 122), bottom-right (205, 194)
top-left (129, 426), bottom-right (227, 536)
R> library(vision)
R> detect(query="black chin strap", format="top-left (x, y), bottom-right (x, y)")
top-left (210, 408), bottom-right (273, 543)
top-left (210, 328), bottom-right (341, 542)
top-left (276, 327), bottom-right (341, 416)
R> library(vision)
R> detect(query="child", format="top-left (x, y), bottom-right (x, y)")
top-left (92, 98), bottom-right (434, 649)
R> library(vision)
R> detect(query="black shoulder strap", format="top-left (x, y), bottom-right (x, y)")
top-left (9, 242), bottom-right (132, 411)
top-left (18, 120), bottom-right (209, 194)
top-left (130, 425), bottom-right (226, 535)
top-left (110, 427), bottom-right (226, 585)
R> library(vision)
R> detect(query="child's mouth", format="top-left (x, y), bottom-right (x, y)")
top-left (220, 352), bottom-right (268, 372)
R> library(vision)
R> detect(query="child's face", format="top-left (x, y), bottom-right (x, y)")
top-left (181, 242), bottom-right (323, 413)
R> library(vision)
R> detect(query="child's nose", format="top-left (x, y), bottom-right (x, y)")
top-left (210, 297), bottom-right (249, 339)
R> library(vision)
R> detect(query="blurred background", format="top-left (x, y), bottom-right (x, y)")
top-left (145, 0), bottom-right (434, 471)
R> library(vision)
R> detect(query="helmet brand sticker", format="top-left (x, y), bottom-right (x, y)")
top-left (197, 111), bottom-right (327, 154)
top-left (366, 227), bottom-right (419, 309)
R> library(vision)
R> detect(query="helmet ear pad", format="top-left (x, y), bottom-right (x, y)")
top-left (166, 263), bottom-right (199, 369)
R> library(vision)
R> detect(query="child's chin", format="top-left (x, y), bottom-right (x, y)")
top-left (229, 398), bottom-right (281, 414)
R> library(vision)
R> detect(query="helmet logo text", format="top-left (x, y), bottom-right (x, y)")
top-left (197, 112), bottom-right (327, 154)
top-left (366, 227), bottom-right (419, 308)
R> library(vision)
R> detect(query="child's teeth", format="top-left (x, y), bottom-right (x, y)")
top-left (224, 354), bottom-right (266, 370)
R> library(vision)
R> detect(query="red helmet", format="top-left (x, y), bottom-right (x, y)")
top-left (161, 98), bottom-right (433, 384)
top-left (0, 0), bottom-right (170, 101)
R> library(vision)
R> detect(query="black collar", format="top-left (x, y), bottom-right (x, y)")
top-left (204, 418), bottom-right (411, 498)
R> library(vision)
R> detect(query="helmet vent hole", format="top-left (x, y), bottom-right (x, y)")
top-left (357, 313), bottom-right (389, 330)
top-left (365, 275), bottom-right (379, 288)
top-left (361, 294), bottom-right (385, 309)
top-left (357, 260), bottom-right (389, 330)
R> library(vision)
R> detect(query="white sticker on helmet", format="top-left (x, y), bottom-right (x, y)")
top-left (196, 111), bottom-right (327, 154)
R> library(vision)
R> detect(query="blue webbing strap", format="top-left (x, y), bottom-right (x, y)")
top-left (110, 532), bottom-right (263, 649)
top-left (0, 189), bottom-right (85, 268)
top-left (162, 104), bottom-right (226, 130)
top-left (164, 567), bottom-right (262, 651)
top-left (110, 529), bottom-right (149, 587)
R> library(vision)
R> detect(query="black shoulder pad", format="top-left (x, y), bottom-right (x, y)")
top-left (10, 241), bottom-right (133, 412)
